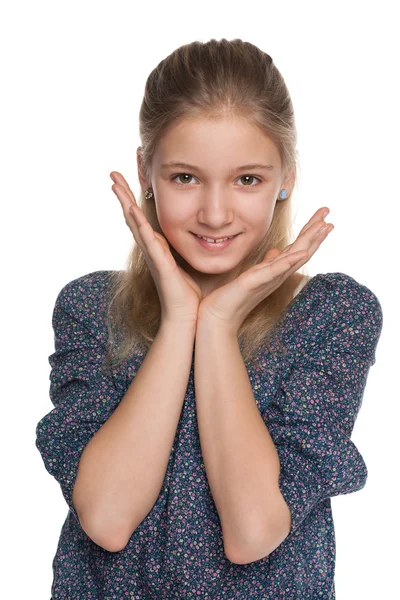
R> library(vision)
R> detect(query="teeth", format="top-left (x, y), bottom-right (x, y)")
top-left (196, 234), bottom-right (234, 243)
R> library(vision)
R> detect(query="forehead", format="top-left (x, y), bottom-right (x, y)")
top-left (153, 115), bottom-right (281, 172)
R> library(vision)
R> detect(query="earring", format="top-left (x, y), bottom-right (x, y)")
top-left (278, 189), bottom-right (288, 200)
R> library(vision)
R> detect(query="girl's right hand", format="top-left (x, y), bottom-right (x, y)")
top-left (110, 171), bottom-right (202, 327)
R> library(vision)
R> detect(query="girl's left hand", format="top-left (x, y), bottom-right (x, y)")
top-left (197, 207), bottom-right (334, 332)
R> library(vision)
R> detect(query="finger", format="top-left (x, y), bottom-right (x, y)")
top-left (273, 250), bottom-right (309, 283)
top-left (287, 223), bottom-right (335, 269)
top-left (303, 222), bottom-right (334, 256)
top-left (282, 208), bottom-right (329, 256)
top-left (119, 191), bottom-right (170, 264)
top-left (297, 207), bottom-right (330, 237)
top-left (263, 234), bottom-right (314, 265)
top-left (280, 217), bottom-right (333, 259)
top-left (258, 249), bottom-right (309, 273)
top-left (280, 249), bottom-right (309, 265)
top-left (110, 170), bottom-right (140, 221)
top-left (111, 179), bottom-right (147, 248)
top-left (110, 171), bottom-right (138, 206)
top-left (250, 249), bottom-right (309, 287)
top-left (275, 210), bottom-right (327, 257)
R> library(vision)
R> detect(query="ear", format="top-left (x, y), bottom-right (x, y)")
top-left (279, 167), bottom-right (295, 200)
top-left (137, 146), bottom-right (150, 190)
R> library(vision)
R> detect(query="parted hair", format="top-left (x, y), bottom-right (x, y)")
top-left (102, 37), bottom-right (308, 374)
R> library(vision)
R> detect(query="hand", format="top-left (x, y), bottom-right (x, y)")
top-left (197, 207), bottom-right (334, 333)
top-left (110, 171), bottom-right (202, 326)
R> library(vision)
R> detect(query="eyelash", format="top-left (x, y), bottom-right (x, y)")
top-left (169, 173), bottom-right (263, 187)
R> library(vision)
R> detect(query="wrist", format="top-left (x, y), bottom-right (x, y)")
top-left (196, 313), bottom-right (238, 337)
top-left (160, 318), bottom-right (197, 335)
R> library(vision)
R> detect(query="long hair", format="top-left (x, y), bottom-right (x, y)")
top-left (102, 38), bottom-right (308, 375)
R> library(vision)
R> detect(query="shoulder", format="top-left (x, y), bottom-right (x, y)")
top-left (279, 271), bottom-right (383, 363)
top-left (310, 272), bottom-right (382, 328)
top-left (53, 269), bottom-right (122, 334)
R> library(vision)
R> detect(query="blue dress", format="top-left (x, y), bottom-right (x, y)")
top-left (36, 270), bottom-right (383, 599)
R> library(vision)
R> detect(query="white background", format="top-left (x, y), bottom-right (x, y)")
top-left (1, 1), bottom-right (398, 598)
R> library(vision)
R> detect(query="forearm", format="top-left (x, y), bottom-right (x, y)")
top-left (194, 318), bottom-right (289, 562)
top-left (73, 320), bottom-right (196, 550)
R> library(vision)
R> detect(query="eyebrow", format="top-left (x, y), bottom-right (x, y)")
top-left (160, 161), bottom-right (275, 172)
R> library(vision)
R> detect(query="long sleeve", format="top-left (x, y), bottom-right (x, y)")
top-left (35, 273), bottom-right (123, 527)
top-left (261, 274), bottom-right (383, 538)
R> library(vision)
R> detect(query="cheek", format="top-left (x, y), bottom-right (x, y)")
top-left (247, 206), bottom-right (275, 232)
top-left (154, 201), bottom-right (175, 228)
top-left (155, 201), bottom-right (192, 233)
top-left (155, 210), bottom-right (185, 244)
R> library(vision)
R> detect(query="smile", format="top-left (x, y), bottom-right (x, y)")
top-left (191, 232), bottom-right (240, 250)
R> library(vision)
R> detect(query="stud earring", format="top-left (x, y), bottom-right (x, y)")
top-left (278, 189), bottom-right (288, 200)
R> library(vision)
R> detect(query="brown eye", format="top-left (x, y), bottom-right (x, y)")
top-left (171, 173), bottom-right (196, 185)
top-left (238, 175), bottom-right (261, 186)
top-left (170, 173), bottom-right (262, 187)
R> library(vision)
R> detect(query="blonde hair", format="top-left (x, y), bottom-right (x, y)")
top-left (102, 38), bottom-right (307, 375)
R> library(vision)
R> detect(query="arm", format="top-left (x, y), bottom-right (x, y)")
top-left (194, 274), bottom-right (383, 565)
top-left (35, 281), bottom-right (196, 553)
top-left (194, 318), bottom-right (291, 564)
top-left (72, 319), bottom-right (196, 551)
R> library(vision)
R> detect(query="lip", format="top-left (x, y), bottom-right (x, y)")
top-left (191, 232), bottom-right (240, 240)
top-left (191, 232), bottom-right (240, 251)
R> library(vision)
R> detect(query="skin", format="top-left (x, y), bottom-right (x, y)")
top-left (110, 114), bottom-right (334, 328)
top-left (107, 117), bottom-right (334, 561)
top-left (141, 115), bottom-right (296, 299)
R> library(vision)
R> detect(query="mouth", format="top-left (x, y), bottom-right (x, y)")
top-left (190, 232), bottom-right (241, 250)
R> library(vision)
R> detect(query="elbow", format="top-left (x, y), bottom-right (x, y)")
top-left (225, 533), bottom-right (283, 565)
top-left (225, 496), bottom-right (292, 565)
top-left (80, 513), bottom-right (133, 553)
top-left (75, 504), bottom-right (135, 553)
top-left (91, 530), bottom-right (129, 553)
top-left (223, 528), bottom-right (270, 565)
top-left (225, 537), bottom-right (272, 565)
top-left (72, 488), bottom-right (136, 553)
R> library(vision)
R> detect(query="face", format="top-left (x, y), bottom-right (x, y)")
top-left (139, 115), bottom-right (291, 298)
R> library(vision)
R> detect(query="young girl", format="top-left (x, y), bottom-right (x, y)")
top-left (36, 38), bottom-right (383, 599)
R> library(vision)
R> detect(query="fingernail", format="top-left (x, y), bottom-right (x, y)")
top-left (110, 173), bottom-right (116, 182)
top-left (322, 209), bottom-right (329, 219)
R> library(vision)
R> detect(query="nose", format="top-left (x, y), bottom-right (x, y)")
top-left (197, 190), bottom-right (235, 229)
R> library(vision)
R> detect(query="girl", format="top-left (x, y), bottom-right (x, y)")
top-left (36, 38), bottom-right (383, 599)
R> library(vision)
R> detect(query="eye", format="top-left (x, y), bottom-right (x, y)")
top-left (171, 173), bottom-right (197, 185)
top-left (170, 173), bottom-right (263, 187)
top-left (237, 175), bottom-right (262, 187)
